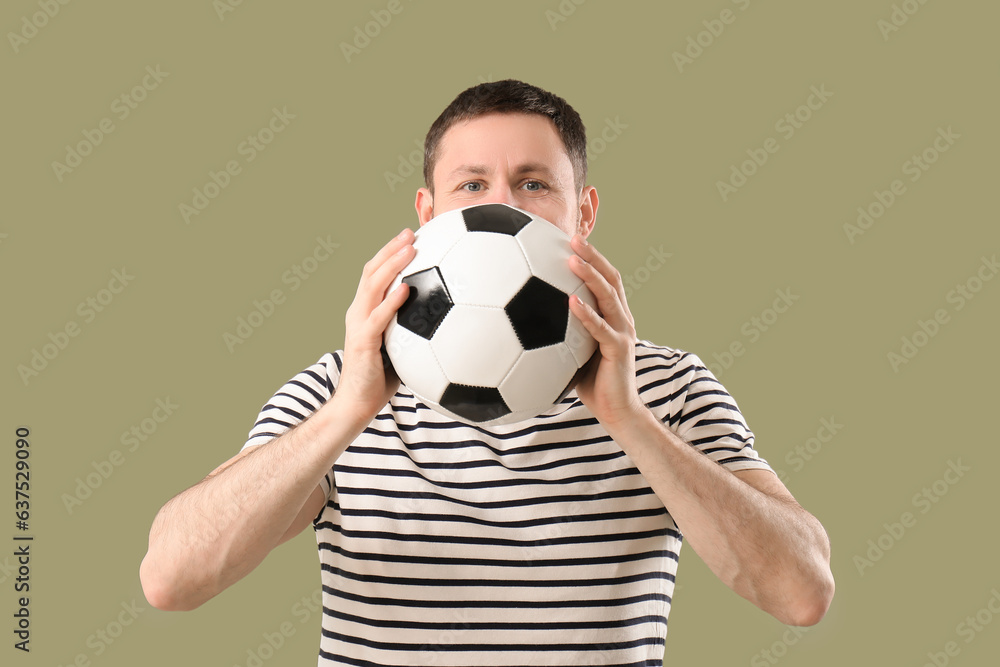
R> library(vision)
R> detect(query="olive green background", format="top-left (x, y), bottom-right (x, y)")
top-left (2, 1), bottom-right (997, 665)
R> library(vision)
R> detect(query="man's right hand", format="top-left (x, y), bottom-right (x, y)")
top-left (334, 227), bottom-right (414, 426)
top-left (139, 227), bottom-right (415, 612)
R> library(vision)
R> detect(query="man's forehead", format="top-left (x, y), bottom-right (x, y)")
top-left (431, 112), bottom-right (575, 191)
top-left (446, 162), bottom-right (559, 179)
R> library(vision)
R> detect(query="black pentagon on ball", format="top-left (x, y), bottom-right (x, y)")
top-left (461, 204), bottom-right (532, 235)
top-left (398, 267), bottom-right (453, 340)
top-left (440, 384), bottom-right (512, 423)
top-left (504, 276), bottom-right (569, 350)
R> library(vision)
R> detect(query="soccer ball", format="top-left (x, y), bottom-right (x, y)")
top-left (383, 203), bottom-right (598, 426)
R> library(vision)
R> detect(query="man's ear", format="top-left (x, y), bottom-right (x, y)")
top-left (578, 185), bottom-right (599, 238)
top-left (414, 187), bottom-right (434, 226)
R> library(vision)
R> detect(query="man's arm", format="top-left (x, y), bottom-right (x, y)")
top-left (139, 228), bottom-right (416, 611)
top-left (602, 409), bottom-right (834, 626)
top-left (140, 399), bottom-right (363, 611)
top-left (566, 234), bottom-right (834, 626)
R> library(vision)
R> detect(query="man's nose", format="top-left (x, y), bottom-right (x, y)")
top-left (482, 185), bottom-right (518, 207)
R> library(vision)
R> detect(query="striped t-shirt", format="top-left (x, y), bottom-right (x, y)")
top-left (242, 340), bottom-right (772, 666)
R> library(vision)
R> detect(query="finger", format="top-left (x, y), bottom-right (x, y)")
top-left (362, 228), bottom-right (415, 280)
top-left (367, 281), bottom-right (410, 335)
top-left (570, 235), bottom-right (623, 298)
top-left (348, 282), bottom-right (409, 356)
top-left (353, 235), bottom-right (415, 313)
top-left (568, 253), bottom-right (633, 335)
top-left (568, 292), bottom-right (620, 347)
top-left (570, 236), bottom-right (634, 328)
top-left (369, 241), bottom-right (416, 298)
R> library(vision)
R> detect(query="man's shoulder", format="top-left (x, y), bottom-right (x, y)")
top-left (633, 339), bottom-right (716, 397)
top-left (634, 339), bottom-right (702, 369)
top-left (298, 351), bottom-right (343, 385)
top-left (294, 351), bottom-right (343, 378)
top-left (266, 351), bottom-right (347, 404)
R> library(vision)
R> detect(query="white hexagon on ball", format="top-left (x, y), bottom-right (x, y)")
top-left (438, 233), bottom-right (530, 308)
top-left (404, 212), bottom-right (468, 278)
top-left (516, 219), bottom-right (583, 296)
top-left (566, 282), bottom-right (599, 367)
top-left (430, 305), bottom-right (522, 387)
top-left (382, 319), bottom-right (450, 404)
top-left (499, 342), bottom-right (581, 413)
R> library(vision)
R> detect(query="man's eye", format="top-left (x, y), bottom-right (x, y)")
top-left (523, 181), bottom-right (545, 191)
top-left (461, 182), bottom-right (482, 192)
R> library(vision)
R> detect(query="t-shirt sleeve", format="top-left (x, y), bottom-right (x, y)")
top-left (644, 347), bottom-right (773, 474)
top-left (241, 351), bottom-right (344, 498)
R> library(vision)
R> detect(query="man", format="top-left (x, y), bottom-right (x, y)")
top-left (140, 79), bottom-right (834, 665)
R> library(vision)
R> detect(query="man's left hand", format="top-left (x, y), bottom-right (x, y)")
top-left (567, 234), bottom-right (645, 428)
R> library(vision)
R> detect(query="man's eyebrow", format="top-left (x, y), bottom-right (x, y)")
top-left (447, 163), bottom-right (558, 180)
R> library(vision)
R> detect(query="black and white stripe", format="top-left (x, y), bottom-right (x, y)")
top-left (243, 341), bottom-right (771, 666)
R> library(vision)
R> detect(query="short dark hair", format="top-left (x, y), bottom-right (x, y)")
top-left (423, 79), bottom-right (588, 196)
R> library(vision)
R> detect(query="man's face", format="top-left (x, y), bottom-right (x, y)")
top-left (415, 112), bottom-right (597, 238)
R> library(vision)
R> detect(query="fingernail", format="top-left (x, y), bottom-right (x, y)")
top-left (397, 228), bottom-right (410, 240)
